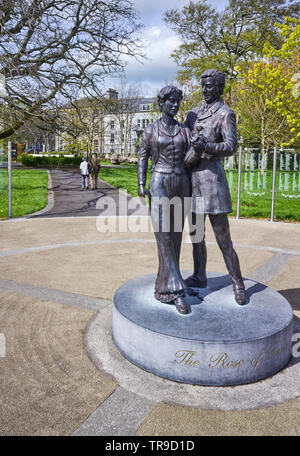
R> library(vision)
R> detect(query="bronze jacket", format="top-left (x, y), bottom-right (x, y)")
top-left (137, 119), bottom-right (190, 187)
top-left (184, 99), bottom-right (237, 214)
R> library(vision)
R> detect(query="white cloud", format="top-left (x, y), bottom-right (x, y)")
top-left (106, 0), bottom-right (229, 96)
top-left (132, 0), bottom-right (228, 24)
top-left (122, 23), bottom-right (181, 95)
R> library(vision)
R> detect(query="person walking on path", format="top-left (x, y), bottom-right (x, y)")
top-left (88, 153), bottom-right (101, 190)
top-left (80, 157), bottom-right (89, 190)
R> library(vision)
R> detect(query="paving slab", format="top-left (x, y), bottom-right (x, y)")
top-left (73, 387), bottom-right (155, 436)
top-left (135, 400), bottom-right (300, 436)
top-left (0, 290), bottom-right (117, 436)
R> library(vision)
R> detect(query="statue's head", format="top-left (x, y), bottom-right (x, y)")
top-left (200, 69), bottom-right (225, 104)
top-left (157, 85), bottom-right (183, 114)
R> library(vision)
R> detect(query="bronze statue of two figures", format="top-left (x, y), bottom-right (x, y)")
top-left (137, 69), bottom-right (246, 315)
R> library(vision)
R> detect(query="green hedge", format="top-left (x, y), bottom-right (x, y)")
top-left (21, 155), bottom-right (82, 168)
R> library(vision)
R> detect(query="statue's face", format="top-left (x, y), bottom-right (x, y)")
top-left (201, 76), bottom-right (220, 104)
top-left (161, 92), bottom-right (181, 117)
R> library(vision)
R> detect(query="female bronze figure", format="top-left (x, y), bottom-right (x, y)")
top-left (137, 86), bottom-right (191, 314)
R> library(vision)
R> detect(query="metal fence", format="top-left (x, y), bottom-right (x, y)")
top-left (225, 146), bottom-right (300, 222)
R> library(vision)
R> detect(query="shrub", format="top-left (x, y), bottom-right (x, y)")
top-left (21, 155), bottom-right (82, 168)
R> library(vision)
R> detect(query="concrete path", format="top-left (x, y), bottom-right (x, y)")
top-left (0, 213), bottom-right (299, 435)
top-left (29, 168), bottom-right (147, 218)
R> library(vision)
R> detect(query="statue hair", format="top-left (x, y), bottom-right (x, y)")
top-left (157, 85), bottom-right (183, 111)
top-left (200, 69), bottom-right (226, 94)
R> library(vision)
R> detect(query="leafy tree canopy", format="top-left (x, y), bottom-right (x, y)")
top-left (164, 0), bottom-right (298, 93)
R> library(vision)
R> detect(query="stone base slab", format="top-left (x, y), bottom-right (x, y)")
top-left (112, 272), bottom-right (294, 386)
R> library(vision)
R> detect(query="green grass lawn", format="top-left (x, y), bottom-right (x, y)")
top-left (100, 166), bottom-right (144, 198)
top-left (227, 170), bottom-right (300, 221)
top-left (0, 169), bottom-right (48, 218)
top-left (99, 167), bottom-right (300, 222)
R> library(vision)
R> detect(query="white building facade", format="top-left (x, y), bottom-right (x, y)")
top-left (53, 90), bottom-right (158, 156)
top-left (103, 96), bottom-right (157, 157)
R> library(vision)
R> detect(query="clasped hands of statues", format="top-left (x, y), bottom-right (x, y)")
top-left (184, 129), bottom-right (212, 168)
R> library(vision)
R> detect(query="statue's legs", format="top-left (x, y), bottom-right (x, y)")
top-left (210, 214), bottom-right (243, 277)
top-left (150, 172), bottom-right (190, 314)
top-left (185, 213), bottom-right (207, 287)
top-left (187, 213), bottom-right (246, 305)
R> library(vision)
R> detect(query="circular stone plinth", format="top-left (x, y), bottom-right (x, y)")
top-left (112, 272), bottom-right (294, 386)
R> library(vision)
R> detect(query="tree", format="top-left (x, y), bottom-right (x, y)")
top-left (0, 0), bottom-right (143, 140)
top-left (164, 0), bottom-right (299, 104)
top-left (13, 111), bottom-right (57, 152)
top-left (236, 15), bottom-right (300, 162)
top-left (167, 79), bottom-right (204, 124)
top-left (235, 62), bottom-right (291, 173)
top-left (104, 81), bottom-right (143, 157)
top-left (263, 16), bottom-right (300, 147)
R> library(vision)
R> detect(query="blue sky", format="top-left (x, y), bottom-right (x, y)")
top-left (107, 0), bottom-right (228, 96)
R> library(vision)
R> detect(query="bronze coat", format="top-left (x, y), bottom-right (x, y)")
top-left (137, 119), bottom-right (190, 186)
top-left (185, 99), bottom-right (238, 214)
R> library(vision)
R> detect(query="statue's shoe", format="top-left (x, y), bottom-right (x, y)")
top-left (174, 296), bottom-right (189, 314)
top-left (185, 275), bottom-right (207, 288)
top-left (233, 286), bottom-right (247, 305)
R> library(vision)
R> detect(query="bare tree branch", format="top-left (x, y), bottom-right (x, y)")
top-left (0, 0), bottom-right (144, 139)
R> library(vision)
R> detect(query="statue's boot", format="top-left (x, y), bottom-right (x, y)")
top-left (223, 252), bottom-right (247, 306)
top-left (185, 275), bottom-right (207, 288)
top-left (185, 241), bottom-right (207, 288)
top-left (174, 296), bottom-right (189, 314)
top-left (231, 277), bottom-right (247, 305)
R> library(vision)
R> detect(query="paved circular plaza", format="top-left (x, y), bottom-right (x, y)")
top-left (0, 171), bottom-right (299, 435)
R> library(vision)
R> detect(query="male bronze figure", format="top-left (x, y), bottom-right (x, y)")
top-left (184, 69), bottom-right (246, 305)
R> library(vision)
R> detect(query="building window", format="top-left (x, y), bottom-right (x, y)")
top-left (94, 124), bottom-right (99, 135)
top-left (110, 134), bottom-right (114, 143)
top-left (137, 119), bottom-right (141, 128)
top-left (110, 148), bottom-right (115, 154)
top-left (110, 120), bottom-right (114, 129)
top-left (142, 119), bottom-right (146, 128)
top-left (120, 120), bottom-right (125, 129)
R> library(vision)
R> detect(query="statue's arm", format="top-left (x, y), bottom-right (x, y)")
top-left (137, 130), bottom-right (151, 197)
top-left (183, 111), bottom-right (195, 131)
top-left (205, 111), bottom-right (238, 157)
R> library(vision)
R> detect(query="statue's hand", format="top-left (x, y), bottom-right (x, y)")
top-left (138, 184), bottom-right (146, 198)
top-left (192, 138), bottom-right (206, 154)
top-left (138, 184), bottom-right (147, 198)
top-left (185, 147), bottom-right (200, 167)
top-left (201, 152), bottom-right (213, 160)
